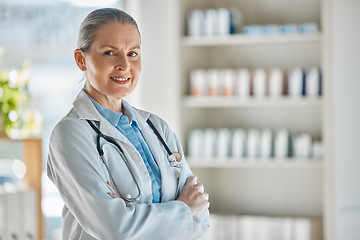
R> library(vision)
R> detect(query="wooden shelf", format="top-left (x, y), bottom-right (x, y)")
top-left (187, 157), bottom-right (322, 168)
top-left (182, 96), bottom-right (322, 108)
top-left (182, 33), bottom-right (322, 47)
top-left (0, 136), bottom-right (43, 240)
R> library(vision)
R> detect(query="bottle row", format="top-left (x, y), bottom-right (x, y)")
top-left (187, 128), bottom-right (323, 159)
top-left (187, 7), bottom-right (319, 38)
top-left (187, 8), bottom-right (241, 37)
top-left (200, 214), bottom-right (321, 240)
top-left (190, 67), bottom-right (322, 98)
top-left (243, 23), bottom-right (319, 36)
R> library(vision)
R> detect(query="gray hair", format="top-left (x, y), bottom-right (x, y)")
top-left (77, 8), bottom-right (140, 52)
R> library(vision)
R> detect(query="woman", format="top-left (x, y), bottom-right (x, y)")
top-left (47, 8), bottom-right (210, 240)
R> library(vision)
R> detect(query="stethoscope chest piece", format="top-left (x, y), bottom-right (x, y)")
top-left (169, 152), bottom-right (182, 167)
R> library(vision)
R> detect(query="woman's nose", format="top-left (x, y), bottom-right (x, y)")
top-left (115, 54), bottom-right (130, 71)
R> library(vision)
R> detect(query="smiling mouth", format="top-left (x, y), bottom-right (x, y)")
top-left (110, 77), bottom-right (131, 81)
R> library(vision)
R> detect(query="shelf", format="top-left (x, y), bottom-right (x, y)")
top-left (0, 134), bottom-right (8, 139)
top-left (182, 96), bottom-right (322, 108)
top-left (178, 0), bottom-right (327, 237)
top-left (187, 157), bottom-right (322, 168)
top-left (182, 33), bottom-right (322, 47)
top-left (0, 136), bottom-right (43, 240)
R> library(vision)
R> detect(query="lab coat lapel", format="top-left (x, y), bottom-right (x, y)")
top-left (132, 108), bottom-right (177, 202)
top-left (73, 90), bottom-right (148, 175)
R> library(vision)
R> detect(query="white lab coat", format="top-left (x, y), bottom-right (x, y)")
top-left (47, 89), bottom-right (210, 240)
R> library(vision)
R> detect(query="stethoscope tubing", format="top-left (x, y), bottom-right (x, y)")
top-left (86, 118), bottom-right (182, 202)
top-left (146, 119), bottom-right (182, 166)
top-left (146, 119), bottom-right (172, 156)
top-left (87, 119), bottom-right (140, 202)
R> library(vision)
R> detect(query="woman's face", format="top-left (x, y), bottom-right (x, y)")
top-left (76, 22), bottom-right (141, 102)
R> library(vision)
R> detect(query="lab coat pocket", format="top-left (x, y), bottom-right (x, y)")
top-left (102, 144), bottom-right (141, 201)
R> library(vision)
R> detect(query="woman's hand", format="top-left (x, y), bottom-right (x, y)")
top-left (177, 176), bottom-right (210, 217)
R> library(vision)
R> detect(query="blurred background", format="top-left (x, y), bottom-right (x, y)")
top-left (0, 0), bottom-right (359, 239)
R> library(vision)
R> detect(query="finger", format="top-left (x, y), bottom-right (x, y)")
top-left (185, 175), bottom-right (197, 186)
top-left (202, 192), bottom-right (209, 201)
top-left (195, 183), bottom-right (204, 193)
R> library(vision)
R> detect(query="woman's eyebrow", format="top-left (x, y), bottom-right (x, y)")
top-left (129, 45), bottom-right (141, 50)
top-left (100, 45), bottom-right (118, 50)
top-left (100, 45), bottom-right (140, 50)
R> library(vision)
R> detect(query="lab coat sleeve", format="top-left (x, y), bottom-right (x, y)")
top-left (151, 115), bottom-right (210, 239)
top-left (47, 116), bottom-right (195, 240)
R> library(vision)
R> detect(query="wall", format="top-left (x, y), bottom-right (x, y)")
top-left (135, 0), bottom-right (181, 135)
top-left (331, 0), bottom-right (360, 239)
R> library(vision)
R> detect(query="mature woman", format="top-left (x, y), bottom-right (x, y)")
top-left (47, 8), bottom-right (210, 240)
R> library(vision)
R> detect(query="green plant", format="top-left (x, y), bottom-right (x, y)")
top-left (0, 69), bottom-right (30, 136)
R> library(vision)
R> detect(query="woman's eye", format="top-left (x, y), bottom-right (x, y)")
top-left (104, 51), bottom-right (115, 56)
top-left (128, 52), bottom-right (138, 57)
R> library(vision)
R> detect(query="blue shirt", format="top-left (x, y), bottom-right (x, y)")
top-left (89, 97), bottom-right (162, 203)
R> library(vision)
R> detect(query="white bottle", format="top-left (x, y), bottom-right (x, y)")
top-left (231, 128), bottom-right (247, 158)
top-left (222, 68), bottom-right (235, 96)
top-left (190, 69), bottom-right (207, 96)
top-left (268, 68), bottom-right (284, 97)
top-left (203, 128), bottom-right (217, 158)
top-left (274, 129), bottom-right (290, 158)
top-left (287, 68), bottom-right (304, 97)
top-left (299, 23), bottom-right (319, 34)
top-left (311, 141), bottom-right (323, 159)
top-left (217, 8), bottom-right (231, 36)
top-left (187, 129), bottom-right (204, 158)
top-left (281, 24), bottom-right (298, 35)
top-left (253, 68), bottom-right (267, 98)
top-left (205, 9), bottom-right (218, 37)
top-left (294, 133), bottom-right (312, 158)
top-left (305, 67), bottom-right (321, 96)
top-left (187, 10), bottom-right (205, 37)
top-left (247, 129), bottom-right (260, 158)
top-left (260, 129), bottom-right (273, 158)
top-left (216, 128), bottom-right (231, 158)
top-left (294, 218), bottom-right (311, 240)
top-left (235, 68), bottom-right (251, 98)
top-left (207, 68), bottom-right (220, 96)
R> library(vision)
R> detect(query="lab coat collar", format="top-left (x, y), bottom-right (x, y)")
top-left (72, 89), bottom-right (99, 121)
top-left (73, 89), bottom-right (132, 146)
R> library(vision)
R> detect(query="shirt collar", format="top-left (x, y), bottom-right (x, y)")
top-left (122, 100), bottom-right (141, 130)
top-left (88, 95), bottom-right (141, 130)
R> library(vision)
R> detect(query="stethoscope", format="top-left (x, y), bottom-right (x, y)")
top-left (86, 119), bottom-right (182, 202)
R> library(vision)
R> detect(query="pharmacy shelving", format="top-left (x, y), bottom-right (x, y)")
top-left (183, 96), bottom-right (322, 108)
top-left (188, 158), bottom-right (322, 169)
top-left (178, 0), bottom-right (325, 239)
top-left (182, 33), bottom-right (322, 46)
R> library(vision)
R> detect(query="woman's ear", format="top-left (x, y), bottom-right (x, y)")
top-left (74, 49), bottom-right (86, 71)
